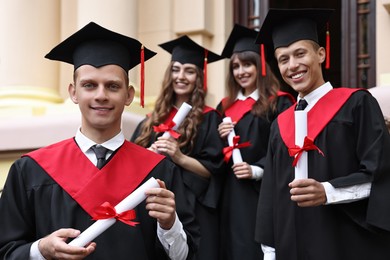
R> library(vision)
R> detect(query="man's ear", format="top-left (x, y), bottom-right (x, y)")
top-left (318, 47), bottom-right (326, 64)
top-left (68, 83), bottom-right (78, 104)
top-left (126, 85), bottom-right (135, 106)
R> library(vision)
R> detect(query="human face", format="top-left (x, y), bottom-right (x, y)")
top-left (275, 40), bottom-right (326, 97)
top-left (69, 64), bottom-right (134, 141)
top-left (171, 61), bottom-right (198, 105)
top-left (231, 55), bottom-right (257, 96)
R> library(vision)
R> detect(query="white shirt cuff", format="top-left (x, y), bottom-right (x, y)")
top-left (157, 212), bottom-right (188, 260)
top-left (322, 181), bottom-right (371, 204)
top-left (30, 240), bottom-right (46, 260)
top-left (251, 165), bottom-right (264, 180)
top-left (261, 244), bottom-right (275, 260)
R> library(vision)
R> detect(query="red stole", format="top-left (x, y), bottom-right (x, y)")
top-left (278, 88), bottom-right (363, 150)
top-left (202, 105), bottom-right (215, 114)
top-left (223, 91), bottom-right (294, 122)
top-left (25, 139), bottom-right (164, 217)
top-left (224, 97), bottom-right (256, 122)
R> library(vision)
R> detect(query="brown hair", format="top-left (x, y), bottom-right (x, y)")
top-left (222, 51), bottom-right (280, 117)
top-left (133, 61), bottom-right (205, 154)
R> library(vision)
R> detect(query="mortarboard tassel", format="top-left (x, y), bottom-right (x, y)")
top-left (325, 23), bottom-right (330, 69)
top-left (140, 45), bottom-right (145, 107)
top-left (203, 49), bottom-right (208, 92)
top-left (260, 44), bottom-right (266, 76)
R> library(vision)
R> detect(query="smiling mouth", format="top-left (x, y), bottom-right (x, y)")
top-left (290, 72), bottom-right (305, 79)
top-left (92, 107), bottom-right (112, 111)
top-left (238, 76), bottom-right (249, 82)
top-left (175, 81), bottom-right (187, 87)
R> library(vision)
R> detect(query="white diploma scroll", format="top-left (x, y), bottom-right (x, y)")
top-left (68, 177), bottom-right (160, 247)
top-left (294, 111), bottom-right (308, 179)
top-left (162, 102), bottom-right (192, 138)
top-left (223, 117), bottom-right (243, 164)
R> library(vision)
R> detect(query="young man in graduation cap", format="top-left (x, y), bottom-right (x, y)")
top-left (131, 35), bottom-right (225, 260)
top-left (0, 22), bottom-right (199, 260)
top-left (254, 9), bottom-right (390, 260)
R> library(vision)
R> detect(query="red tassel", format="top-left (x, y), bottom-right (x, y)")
top-left (203, 49), bottom-right (208, 92)
top-left (260, 44), bottom-right (266, 77)
top-left (140, 45), bottom-right (145, 107)
top-left (325, 23), bottom-right (330, 69)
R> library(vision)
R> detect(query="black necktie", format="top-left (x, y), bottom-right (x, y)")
top-left (91, 145), bottom-right (108, 169)
top-left (295, 99), bottom-right (308, 111)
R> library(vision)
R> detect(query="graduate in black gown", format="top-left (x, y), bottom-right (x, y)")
top-left (216, 24), bottom-right (294, 260)
top-left (0, 22), bottom-right (200, 260)
top-left (255, 9), bottom-right (390, 260)
top-left (131, 36), bottom-right (225, 260)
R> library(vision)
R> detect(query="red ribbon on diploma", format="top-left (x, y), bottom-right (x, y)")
top-left (223, 135), bottom-right (251, 163)
top-left (288, 136), bottom-right (324, 167)
top-left (153, 121), bottom-right (181, 139)
top-left (92, 202), bottom-right (139, 226)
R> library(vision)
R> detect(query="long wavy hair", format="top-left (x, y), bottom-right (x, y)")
top-left (134, 61), bottom-right (205, 154)
top-left (222, 51), bottom-right (280, 118)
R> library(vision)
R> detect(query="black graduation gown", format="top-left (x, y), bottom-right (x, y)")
top-left (216, 95), bottom-right (293, 260)
top-left (131, 109), bottom-right (226, 260)
top-left (0, 141), bottom-right (200, 260)
top-left (256, 90), bottom-right (390, 260)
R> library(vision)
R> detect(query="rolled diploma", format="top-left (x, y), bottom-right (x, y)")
top-left (162, 102), bottom-right (192, 138)
top-left (223, 117), bottom-right (243, 163)
top-left (294, 111), bottom-right (308, 179)
top-left (68, 177), bottom-right (160, 247)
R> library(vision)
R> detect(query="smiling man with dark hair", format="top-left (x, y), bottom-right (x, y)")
top-left (0, 22), bottom-right (199, 260)
top-left (255, 9), bottom-right (390, 260)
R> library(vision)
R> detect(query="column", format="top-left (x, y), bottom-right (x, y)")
top-left (0, 0), bottom-right (62, 106)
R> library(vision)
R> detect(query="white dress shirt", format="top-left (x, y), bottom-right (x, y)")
top-left (30, 128), bottom-right (188, 260)
top-left (296, 82), bottom-right (371, 204)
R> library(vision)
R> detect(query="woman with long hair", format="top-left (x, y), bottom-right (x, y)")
top-left (217, 24), bottom-right (295, 260)
top-left (131, 35), bottom-right (225, 260)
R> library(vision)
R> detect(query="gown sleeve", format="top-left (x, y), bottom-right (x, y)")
top-left (182, 110), bottom-right (226, 209)
top-left (0, 159), bottom-right (40, 259)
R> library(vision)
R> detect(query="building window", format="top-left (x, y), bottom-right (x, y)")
top-left (233, 0), bottom-right (266, 30)
top-left (249, 0), bottom-right (261, 29)
top-left (357, 0), bottom-right (374, 88)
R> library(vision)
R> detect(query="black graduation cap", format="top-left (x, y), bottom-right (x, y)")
top-left (158, 35), bottom-right (222, 69)
top-left (158, 35), bottom-right (223, 91)
top-left (45, 22), bottom-right (156, 72)
top-left (221, 24), bottom-right (260, 58)
top-left (256, 8), bottom-right (334, 49)
top-left (45, 22), bottom-right (157, 107)
top-left (256, 8), bottom-right (334, 69)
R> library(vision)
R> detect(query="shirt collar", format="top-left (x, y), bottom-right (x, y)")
top-left (297, 82), bottom-right (333, 110)
top-left (236, 89), bottom-right (259, 101)
top-left (75, 127), bottom-right (125, 152)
